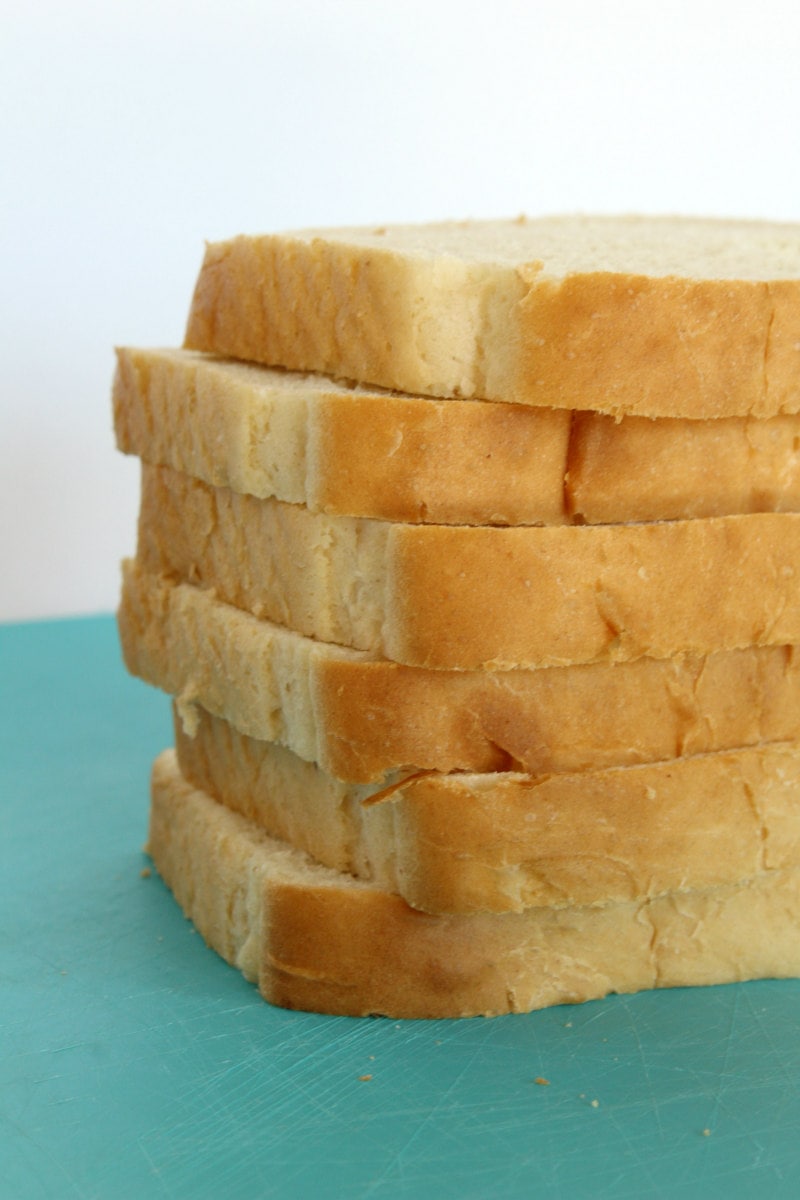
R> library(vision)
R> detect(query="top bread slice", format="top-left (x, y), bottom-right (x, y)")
top-left (183, 216), bottom-right (800, 420)
top-left (115, 346), bottom-right (800, 526)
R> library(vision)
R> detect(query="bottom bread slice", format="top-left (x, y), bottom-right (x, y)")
top-left (149, 749), bottom-right (800, 1018)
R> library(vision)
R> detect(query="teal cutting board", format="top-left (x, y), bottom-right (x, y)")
top-left (3, 616), bottom-right (800, 1199)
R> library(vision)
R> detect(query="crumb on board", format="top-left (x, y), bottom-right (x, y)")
top-left (702, 1128), bottom-right (711, 1137)
top-left (534, 1077), bottom-right (550, 1086)
top-left (140, 867), bottom-right (152, 878)
top-left (359, 1074), bottom-right (373, 1082)
top-left (591, 1099), bottom-right (600, 1108)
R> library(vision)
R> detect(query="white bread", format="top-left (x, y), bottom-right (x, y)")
top-left (175, 705), bottom-right (800, 916)
top-left (183, 216), bottom-right (800, 420)
top-left (138, 462), bottom-right (800, 670)
top-left (149, 749), bottom-right (800, 1018)
top-left (114, 346), bottom-right (800, 526)
top-left (120, 560), bottom-right (800, 783)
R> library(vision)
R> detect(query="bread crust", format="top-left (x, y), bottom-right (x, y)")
top-left (137, 463), bottom-right (800, 669)
top-left (183, 218), bottom-right (800, 420)
top-left (175, 706), bottom-right (800, 916)
top-left (149, 751), bottom-right (800, 1018)
top-left (120, 560), bottom-right (800, 783)
top-left (506, 273), bottom-right (772, 418)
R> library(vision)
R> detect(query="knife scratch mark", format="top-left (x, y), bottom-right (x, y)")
top-left (135, 1138), bottom-right (177, 1198)
top-left (705, 987), bottom-right (741, 1132)
top-left (356, 1040), bottom-right (491, 1196)
top-left (623, 997), bottom-right (665, 1141)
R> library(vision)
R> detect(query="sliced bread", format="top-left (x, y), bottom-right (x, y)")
top-left (149, 750), bottom-right (800, 1018)
top-left (114, 346), bottom-right (800, 525)
top-left (138, 462), bottom-right (800, 669)
top-left (183, 216), bottom-right (800, 420)
top-left (175, 705), bottom-right (800, 916)
top-left (120, 561), bottom-right (800, 783)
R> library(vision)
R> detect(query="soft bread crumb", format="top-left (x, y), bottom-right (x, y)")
top-left (175, 691), bottom-right (201, 737)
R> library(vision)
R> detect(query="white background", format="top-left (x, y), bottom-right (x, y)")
top-left (3, 0), bottom-right (800, 621)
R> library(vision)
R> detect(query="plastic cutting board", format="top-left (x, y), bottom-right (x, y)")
top-left (3, 616), bottom-right (800, 1199)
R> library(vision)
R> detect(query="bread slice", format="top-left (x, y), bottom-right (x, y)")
top-left (175, 704), bottom-right (800, 916)
top-left (149, 749), bottom-right (800, 1018)
top-left (119, 560), bottom-right (800, 783)
top-left (138, 461), bottom-right (800, 670)
top-left (113, 346), bottom-right (570, 525)
top-left (183, 216), bottom-right (800, 420)
top-left (114, 346), bottom-right (800, 526)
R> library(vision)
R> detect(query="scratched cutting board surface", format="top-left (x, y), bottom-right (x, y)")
top-left (4, 616), bottom-right (800, 1199)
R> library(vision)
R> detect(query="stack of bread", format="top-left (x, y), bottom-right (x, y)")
top-left (115, 215), bottom-right (800, 1018)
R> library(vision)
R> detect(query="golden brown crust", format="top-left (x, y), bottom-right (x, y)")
top-left (137, 463), bottom-right (800, 669)
top-left (120, 560), bottom-right (800, 783)
top-left (185, 235), bottom-right (439, 395)
top-left (311, 388), bottom-right (570, 524)
top-left (149, 752), bottom-right (800, 1018)
top-left (176, 705), bottom-right (800, 915)
top-left (566, 408), bottom-right (800, 523)
top-left (183, 220), bottom-right (800, 419)
top-left (505, 274), bottom-right (771, 418)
